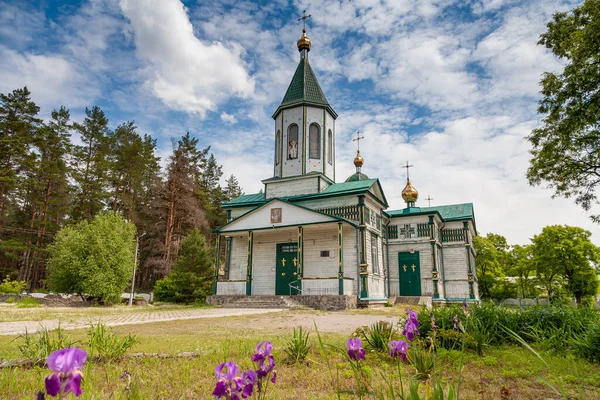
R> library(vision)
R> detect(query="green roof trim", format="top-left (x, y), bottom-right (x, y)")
top-left (387, 203), bottom-right (474, 221)
top-left (221, 178), bottom-right (388, 208)
top-left (281, 58), bottom-right (329, 107)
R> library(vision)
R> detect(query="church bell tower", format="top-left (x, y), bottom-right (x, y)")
top-left (268, 17), bottom-right (338, 193)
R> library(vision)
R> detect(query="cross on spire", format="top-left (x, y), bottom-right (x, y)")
top-left (426, 195), bottom-right (434, 207)
top-left (352, 131), bottom-right (364, 151)
top-left (403, 161), bottom-right (414, 180)
top-left (298, 10), bottom-right (312, 30)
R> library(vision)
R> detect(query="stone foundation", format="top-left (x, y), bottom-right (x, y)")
top-left (207, 295), bottom-right (357, 311)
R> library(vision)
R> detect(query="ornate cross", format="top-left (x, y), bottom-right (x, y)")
top-left (403, 161), bottom-right (414, 180)
top-left (426, 195), bottom-right (434, 207)
top-left (298, 10), bottom-right (312, 30)
top-left (353, 131), bottom-right (365, 151)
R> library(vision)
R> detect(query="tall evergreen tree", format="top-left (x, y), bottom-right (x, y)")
top-left (71, 106), bottom-right (111, 221)
top-left (224, 174), bottom-right (243, 202)
top-left (17, 107), bottom-right (73, 286)
top-left (108, 121), bottom-right (160, 224)
top-left (0, 87), bottom-right (41, 231)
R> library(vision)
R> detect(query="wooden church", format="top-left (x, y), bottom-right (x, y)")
top-left (209, 26), bottom-right (479, 309)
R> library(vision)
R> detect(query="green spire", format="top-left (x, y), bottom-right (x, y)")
top-left (280, 58), bottom-right (330, 107)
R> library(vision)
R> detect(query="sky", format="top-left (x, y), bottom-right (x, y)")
top-left (1, 0), bottom-right (597, 245)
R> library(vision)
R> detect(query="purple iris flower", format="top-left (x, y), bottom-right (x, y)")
top-left (402, 320), bottom-right (420, 341)
top-left (213, 362), bottom-right (243, 399)
top-left (252, 341), bottom-right (273, 363)
top-left (241, 370), bottom-right (257, 398)
top-left (45, 347), bottom-right (87, 397)
top-left (347, 337), bottom-right (366, 361)
top-left (388, 340), bottom-right (409, 361)
top-left (408, 311), bottom-right (419, 327)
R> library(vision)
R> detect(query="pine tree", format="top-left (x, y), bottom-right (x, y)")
top-left (17, 107), bottom-right (73, 286)
top-left (71, 106), bottom-right (111, 221)
top-left (224, 174), bottom-right (243, 201)
top-left (108, 121), bottom-right (160, 223)
top-left (0, 87), bottom-right (41, 231)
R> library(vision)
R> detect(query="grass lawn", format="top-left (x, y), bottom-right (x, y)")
top-left (1, 308), bottom-right (600, 399)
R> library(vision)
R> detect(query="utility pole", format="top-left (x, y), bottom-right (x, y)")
top-left (129, 232), bottom-right (146, 306)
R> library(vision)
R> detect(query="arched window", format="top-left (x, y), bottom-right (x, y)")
top-left (275, 130), bottom-right (281, 165)
top-left (309, 123), bottom-right (320, 159)
top-left (287, 124), bottom-right (298, 160)
top-left (327, 129), bottom-right (333, 165)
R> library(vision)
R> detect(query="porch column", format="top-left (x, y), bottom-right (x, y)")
top-left (297, 226), bottom-right (303, 293)
top-left (463, 222), bottom-right (474, 299)
top-left (246, 231), bottom-right (253, 296)
top-left (338, 222), bottom-right (344, 295)
top-left (212, 234), bottom-right (221, 295)
top-left (358, 195), bottom-right (369, 298)
top-left (429, 216), bottom-right (440, 299)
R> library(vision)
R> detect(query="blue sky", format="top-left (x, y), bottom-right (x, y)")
top-left (1, 0), bottom-right (597, 244)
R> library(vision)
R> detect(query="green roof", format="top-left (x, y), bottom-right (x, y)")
top-left (345, 172), bottom-right (370, 182)
top-left (222, 192), bottom-right (266, 207)
top-left (222, 179), bottom-right (384, 208)
top-left (387, 203), bottom-right (474, 221)
top-left (280, 58), bottom-right (330, 107)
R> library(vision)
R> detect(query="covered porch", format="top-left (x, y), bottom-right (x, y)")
top-left (212, 199), bottom-right (358, 297)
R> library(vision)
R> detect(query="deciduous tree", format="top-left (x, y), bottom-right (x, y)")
top-left (527, 0), bottom-right (600, 221)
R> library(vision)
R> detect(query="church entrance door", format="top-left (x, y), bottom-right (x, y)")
top-left (398, 252), bottom-right (421, 296)
top-left (276, 243), bottom-right (298, 295)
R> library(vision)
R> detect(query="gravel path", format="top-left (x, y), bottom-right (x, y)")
top-left (0, 308), bottom-right (285, 336)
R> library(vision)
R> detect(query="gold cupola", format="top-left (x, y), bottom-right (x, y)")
top-left (402, 179), bottom-right (419, 206)
top-left (353, 150), bottom-right (364, 168)
top-left (297, 29), bottom-right (311, 52)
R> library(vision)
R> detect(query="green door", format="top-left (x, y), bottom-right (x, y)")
top-left (398, 252), bottom-right (421, 296)
top-left (276, 243), bottom-right (298, 295)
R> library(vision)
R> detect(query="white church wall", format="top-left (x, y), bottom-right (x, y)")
top-left (305, 107), bottom-right (325, 175)
top-left (251, 230), bottom-right (281, 295)
top-left (281, 106), bottom-right (303, 177)
top-left (441, 245), bottom-right (471, 299)
top-left (344, 226), bottom-right (359, 295)
top-left (324, 112), bottom-right (335, 180)
top-left (303, 226), bottom-right (339, 279)
top-left (220, 200), bottom-right (336, 233)
top-left (265, 176), bottom-right (320, 198)
top-left (228, 236), bottom-right (247, 281)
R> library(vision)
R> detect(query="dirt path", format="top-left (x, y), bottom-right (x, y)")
top-left (0, 308), bottom-right (286, 336)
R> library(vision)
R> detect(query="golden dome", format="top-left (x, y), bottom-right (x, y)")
top-left (353, 150), bottom-right (364, 167)
top-left (297, 29), bottom-right (311, 52)
top-left (402, 179), bottom-right (419, 203)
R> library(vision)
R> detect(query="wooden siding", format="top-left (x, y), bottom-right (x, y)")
top-left (266, 176), bottom-right (320, 198)
top-left (387, 242), bottom-right (432, 296)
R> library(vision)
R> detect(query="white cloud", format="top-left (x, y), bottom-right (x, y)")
top-left (0, 46), bottom-right (95, 109)
top-left (220, 112), bottom-right (237, 124)
top-left (119, 0), bottom-right (255, 117)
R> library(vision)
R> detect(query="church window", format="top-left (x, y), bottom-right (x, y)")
top-left (275, 130), bottom-right (281, 165)
top-left (371, 233), bottom-right (380, 274)
top-left (309, 123), bottom-right (320, 159)
top-left (327, 129), bottom-right (333, 165)
top-left (287, 124), bottom-right (298, 160)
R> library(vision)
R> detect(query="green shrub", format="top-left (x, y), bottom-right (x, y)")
top-left (573, 323), bottom-right (600, 363)
top-left (47, 212), bottom-right (136, 304)
top-left (283, 327), bottom-right (311, 364)
top-left (355, 320), bottom-right (395, 351)
top-left (0, 275), bottom-right (26, 294)
top-left (87, 323), bottom-right (138, 362)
